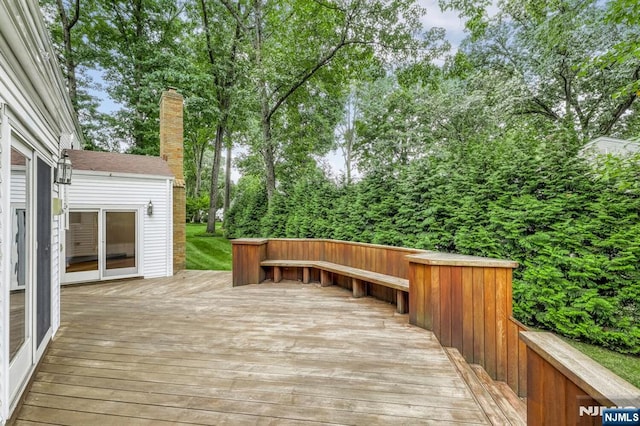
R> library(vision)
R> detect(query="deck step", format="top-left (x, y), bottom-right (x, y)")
top-left (446, 348), bottom-right (526, 425)
top-left (470, 364), bottom-right (527, 425)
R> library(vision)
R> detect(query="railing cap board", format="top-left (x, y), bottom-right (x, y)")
top-left (266, 238), bottom-right (426, 253)
top-left (406, 252), bottom-right (519, 268)
top-left (231, 238), bottom-right (269, 245)
top-left (520, 331), bottom-right (640, 406)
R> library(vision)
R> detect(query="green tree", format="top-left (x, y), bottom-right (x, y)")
top-left (87, 0), bottom-right (192, 153)
top-left (455, 0), bottom-right (640, 141)
top-left (220, 0), bottom-right (429, 202)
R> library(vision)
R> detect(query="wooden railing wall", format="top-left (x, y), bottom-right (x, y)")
top-left (521, 332), bottom-right (640, 426)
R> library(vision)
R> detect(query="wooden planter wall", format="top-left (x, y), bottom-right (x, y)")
top-left (231, 238), bottom-right (268, 287)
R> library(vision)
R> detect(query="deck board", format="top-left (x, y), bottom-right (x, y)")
top-left (15, 271), bottom-right (507, 425)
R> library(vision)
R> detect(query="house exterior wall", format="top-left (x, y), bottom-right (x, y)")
top-left (580, 136), bottom-right (640, 157)
top-left (0, 0), bottom-right (81, 421)
top-left (65, 172), bottom-right (174, 281)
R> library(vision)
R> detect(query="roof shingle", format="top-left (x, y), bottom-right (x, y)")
top-left (68, 149), bottom-right (174, 177)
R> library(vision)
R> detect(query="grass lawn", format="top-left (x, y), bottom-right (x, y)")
top-left (561, 337), bottom-right (640, 389)
top-left (186, 223), bottom-right (232, 270)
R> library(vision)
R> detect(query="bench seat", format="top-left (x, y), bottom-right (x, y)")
top-left (313, 261), bottom-right (408, 291)
top-left (259, 259), bottom-right (408, 313)
top-left (260, 260), bottom-right (317, 268)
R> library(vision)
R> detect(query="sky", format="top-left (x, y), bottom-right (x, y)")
top-left (418, 0), bottom-right (467, 49)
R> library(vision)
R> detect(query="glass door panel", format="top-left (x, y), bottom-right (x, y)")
top-left (9, 145), bottom-right (32, 403)
top-left (104, 211), bottom-right (137, 276)
top-left (66, 212), bottom-right (99, 272)
top-left (10, 206), bottom-right (27, 360)
top-left (64, 211), bottom-right (100, 282)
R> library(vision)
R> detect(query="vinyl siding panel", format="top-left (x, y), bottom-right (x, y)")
top-left (67, 172), bottom-right (173, 279)
top-left (10, 169), bottom-right (25, 203)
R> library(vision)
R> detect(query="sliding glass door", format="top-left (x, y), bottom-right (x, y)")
top-left (64, 209), bottom-right (139, 283)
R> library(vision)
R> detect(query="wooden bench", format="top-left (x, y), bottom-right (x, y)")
top-left (260, 259), bottom-right (409, 314)
top-left (260, 260), bottom-right (316, 284)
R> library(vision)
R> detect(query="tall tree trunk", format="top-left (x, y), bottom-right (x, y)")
top-left (55, 0), bottom-right (80, 109)
top-left (261, 115), bottom-right (276, 201)
top-left (191, 134), bottom-right (207, 223)
top-left (344, 129), bottom-right (353, 185)
top-left (252, 0), bottom-right (278, 202)
top-left (223, 132), bottom-right (232, 219)
top-left (201, 0), bottom-right (239, 233)
top-left (248, 0), bottom-right (350, 202)
top-left (133, 0), bottom-right (144, 149)
top-left (207, 124), bottom-right (224, 233)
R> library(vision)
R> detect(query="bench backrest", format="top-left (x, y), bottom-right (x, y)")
top-left (265, 238), bottom-right (425, 279)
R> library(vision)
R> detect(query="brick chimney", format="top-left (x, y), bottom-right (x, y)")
top-left (159, 88), bottom-right (186, 272)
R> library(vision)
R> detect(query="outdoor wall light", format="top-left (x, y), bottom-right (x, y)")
top-left (147, 200), bottom-right (154, 216)
top-left (55, 150), bottom-right (72, 185)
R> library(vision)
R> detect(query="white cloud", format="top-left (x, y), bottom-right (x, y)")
top-left (417, 0), bottom-right (467, 51)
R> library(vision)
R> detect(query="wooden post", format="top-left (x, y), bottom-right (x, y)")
top-left (352, 278), bottom-right (365, 298)
top-left (396, 290), bottom-right (407, 314)
top-left (302, 267), bottom-right (310, 284)
top-left (273, 266), bottom-right (282, 283)
top-left (231, 239), bottom-right (268, 286)
top-left (320, 270), bottom-right (332, 287)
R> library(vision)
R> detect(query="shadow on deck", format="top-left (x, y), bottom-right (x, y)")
top-left (13, 271), bottom-right (524, 425)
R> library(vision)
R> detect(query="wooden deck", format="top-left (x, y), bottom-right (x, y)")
top-left (14, 270), bottom-right (521, 425)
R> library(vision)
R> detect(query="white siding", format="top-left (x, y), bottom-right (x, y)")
top-left (10, 169), bottom-right (25, 203)
top-left (67, 172), bottom-right (173, 279)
